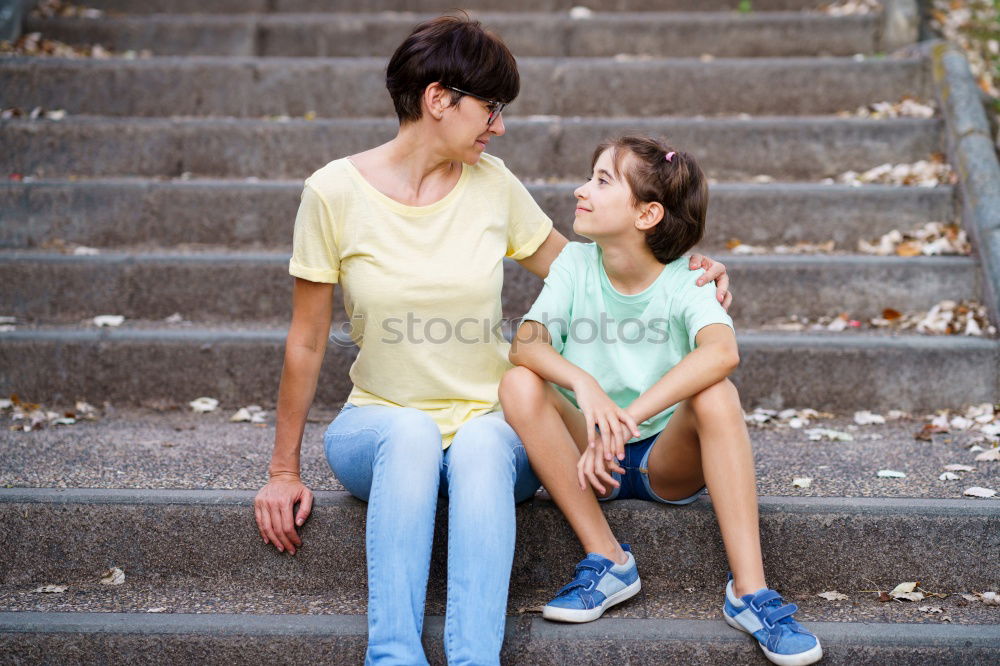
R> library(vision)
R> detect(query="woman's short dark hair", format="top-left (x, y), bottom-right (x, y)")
top-left (386, 14), bottom-right (520, 124)
top-left (592, 136), bottom-right (709, 265)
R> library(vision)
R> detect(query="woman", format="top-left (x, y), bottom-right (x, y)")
top-left (253, 14), bottom-right (732, 665)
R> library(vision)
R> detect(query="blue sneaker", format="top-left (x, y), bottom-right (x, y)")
top-left (542, 544), bottom-right (641, 623)
top-left (723, 573), bottom-right (823, 666)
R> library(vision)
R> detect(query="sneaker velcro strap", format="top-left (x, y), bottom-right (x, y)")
top-left (750, 590), bottom-right (783, 609)
top-left (764, 603), bottom-right (799, 627)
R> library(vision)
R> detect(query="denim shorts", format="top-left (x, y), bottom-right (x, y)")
top-left (596, 430), bottom-right (707, 505)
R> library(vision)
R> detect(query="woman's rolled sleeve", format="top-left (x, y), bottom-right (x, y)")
top-left (288, 181), bottom-right (340, 284)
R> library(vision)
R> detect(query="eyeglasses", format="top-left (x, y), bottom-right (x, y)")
top-left (444, 85), bottom-right (506, 127)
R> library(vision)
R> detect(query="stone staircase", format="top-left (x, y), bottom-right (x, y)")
top-left (1, 0), bottom-right (998, 663)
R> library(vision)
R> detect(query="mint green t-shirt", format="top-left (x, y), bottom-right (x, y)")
top-left (521, 241), bottom-right (735, 442)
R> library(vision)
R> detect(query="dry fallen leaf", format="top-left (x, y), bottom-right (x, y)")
top-left (92, 315), bottom-right (124, 327)
top-left (877, 469), bottom-right (906, 478)
top-left (32, 584), bottom-right (67, 593)
top-left (792, 477), bottom-right (813, 489)
top-left (944, 464), bottom-right (975, 472)
top-left (231, 405), bottom-right (267, 424)
top-left (963, 486), bottom-right (997, 498)
top-left (806, 428), bottom-right (854, 442)
top-left (918, 605), bottom-right (944, 614)
top-left (975, 448), bottom-right (1000, 461)
top-left (189, 397), bottom-right (219, 413)
top-left (939, 472), bottom-right (960, 481)
top-left (818, 591), bottom-right (848, 601)
top-left (890, 582), bottom-right (924, 602)
top-left (981, 592), bottom-right (1000, 606)
top-left (854, 411), bottom-right (886, 426)
top-left (99, 567), bottom-right (125, 585)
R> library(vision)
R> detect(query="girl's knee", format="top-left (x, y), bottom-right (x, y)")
top-left (498, 366), bottom-right (547, 414)
top-left (689, 378), bottom-right (742, 421)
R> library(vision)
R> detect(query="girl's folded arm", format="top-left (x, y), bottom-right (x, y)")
top-left (626, 323), bottom-right (740, 426)
top-left (509, 320), bottom-right (594, 393)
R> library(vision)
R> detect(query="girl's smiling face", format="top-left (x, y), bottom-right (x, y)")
top-left (572, 148), bottom-right (640, 240)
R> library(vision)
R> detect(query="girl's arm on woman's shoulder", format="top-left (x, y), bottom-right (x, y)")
top-left (515, 229), bottom-right (568, 279)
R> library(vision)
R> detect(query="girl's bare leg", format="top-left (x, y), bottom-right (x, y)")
top-left (643, 378), bottom-right (767, 597)
top-left (498, 366), bottom-right (627, 564)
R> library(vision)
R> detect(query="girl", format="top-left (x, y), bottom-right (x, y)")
top-left (499, 135), bottom-right (822, 666)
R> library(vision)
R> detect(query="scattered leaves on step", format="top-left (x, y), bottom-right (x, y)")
top-left (99, 567), bottom-right (125, 585)
top-left (889, 582), bottom-right (924, 602)
top-left (944, 464), bottom-right (975, 472)
top-left (963, 486), bottom-right (997, 498)
top-left (817, 591), bottom-right (848, 601)
top-left (1, 107), bottom-right (68, 121)
top-left (877, 469), bottom-right (906, 478)
top-left (827, 156), bottom-right (955, 187)
top-left (568, 6), bottom-right (593, 19)
top-left (744, 407), bottom-right (832, 429)
top-left (858, 223), bottom-right (970, 257)
top-left (930, 1), bottom-right (999, 99)
top-left (981, 592), bottom-right (1000, 606)
top-left (806, 428), bottom-right (854, 442)
top-left (726, 239), bottom-right (836, 255)
top-left (2, 393), bottom-right (103, 432)
top-left (231, 405), bottom-right (267, 424)
top-left (820, 0), bottom-right (881, 15)
top-left (918, 605), bottom-right (944, 614)
top-left (92, 315), bottom-right (124, 327)
top-left (792, 477), bottom-right (813, 489)
top-left (32, 584), bottom-right (67, 593)
top-left (189, 397), bottom-right (219, 414)
top-left (839, 97), bottom-right (937, 119)
top-left (853, 411), bottom-right (886, 426)
top-left (30, 0), bottom-right (103, 19)
top-left (147, 607), bottom-right (167, 613)
top-left (0, 32), bottom-right (150, 59)
top-left (939, 472), bottom-right (960, 481)
top-left (765, 301), bottom-right (996, 337)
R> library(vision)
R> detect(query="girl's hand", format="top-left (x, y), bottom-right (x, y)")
top-left (572, 376), bottom-right (640, 464)
top-left (689, 253), bottom-right (732, 312)
top-left (254, 472), bottom-right (313, 556)
top-left (577, 443), bottom-right (626, 495)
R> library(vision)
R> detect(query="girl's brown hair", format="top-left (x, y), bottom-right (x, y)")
top-left (592, 136), bottom-right (709, 264)
top-left (386, 14), bottom-right (520, 124)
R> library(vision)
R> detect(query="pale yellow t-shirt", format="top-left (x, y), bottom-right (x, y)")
top-left (288, 153), bottom-right (553, 447)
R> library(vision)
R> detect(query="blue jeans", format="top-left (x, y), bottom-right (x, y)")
top-left (324, 402), bottom-right (540, 666)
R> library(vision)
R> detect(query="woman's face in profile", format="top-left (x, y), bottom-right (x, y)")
top-left (440, 90), bottom-right (507, 165)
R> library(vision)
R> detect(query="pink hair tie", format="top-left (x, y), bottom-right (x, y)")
top-left (665, 151), bottom-right (676, 162)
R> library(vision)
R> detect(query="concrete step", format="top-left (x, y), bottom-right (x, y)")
top-left (1, 326), bottom-right (996, 410)
top-left (1, 486), bottom-right (997, 596)
top-left (3, 610), bottom-right (996, 665)
top-left (0, 116), bottom-right (943, 182)
top-left (69, 1), bottom-right (857, 15)
top-left (23, 12), bottom-right (879, 58)
top-left (3, 407), bottom-right (995, 500)
top-left (0, 179), bottom-right (957, 252)
top-left (0, 251), bottom-right (980, 325)
top-left (0, 55), bottom-right (930, 117)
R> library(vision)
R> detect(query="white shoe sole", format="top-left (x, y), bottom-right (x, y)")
top-left (541, 578), bottom-right (641, 623)
top-left (724, 612), bottom-right (824, 666)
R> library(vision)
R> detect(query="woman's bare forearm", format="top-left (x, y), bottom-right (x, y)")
top-left (269, 343), bottom-right (327, 478)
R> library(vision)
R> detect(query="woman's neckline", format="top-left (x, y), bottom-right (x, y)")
top-left (344, 157), bottom-right (470, 216)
